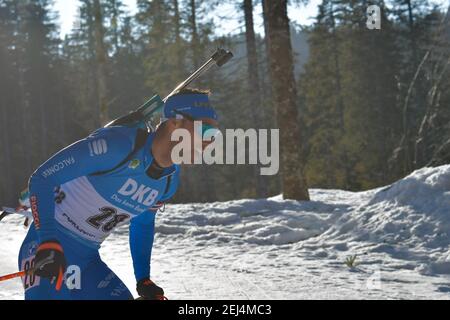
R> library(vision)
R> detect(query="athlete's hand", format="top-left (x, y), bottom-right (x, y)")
top-left (33, 240), bottom-right (66, 290)
top-left (136, 278), bottom-right (165, 300)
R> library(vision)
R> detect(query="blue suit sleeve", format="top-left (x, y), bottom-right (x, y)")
top-left (129, 168), bottom-right (180, 281)
top-left (130, 166), bottom-right (180, 281)
top-left (129, 211), bottom-right (156, 281)
top-left (28, 127), bottom-right (134, 242)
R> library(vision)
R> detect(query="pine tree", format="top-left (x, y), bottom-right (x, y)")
top-left (338, 0), bottom-right (401, 188)
top-left (63, 0), bottom-right (101, 132)
top-left (300, 0), bottom-right (347, 188)
top-left (0, 0), bottom-right (67, 205)
top-left (263, 0), bottom-right (310, 200)
top-left (0, 0), bottom-right (20, 204)
top-left (390, 0), bottom-right (435, 176)
top-left (301, 0), bottom-right (404, 190)
top-left (137, 0), bottom-right (183, 96)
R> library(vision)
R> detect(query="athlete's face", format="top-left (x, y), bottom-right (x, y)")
top-left (181, 117), bottom-right (219, 163)
top-left (165, 116), bottom-right (219, 164)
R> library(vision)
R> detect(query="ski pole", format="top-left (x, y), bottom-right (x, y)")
top-left (0, 208), bottom-right (33, 227)
top-left (1, 207), bottom-right (33, 220)
top-left (0, 270), bottom-right (26, 283)
top-left (0, 211), bottom-right (10, 223)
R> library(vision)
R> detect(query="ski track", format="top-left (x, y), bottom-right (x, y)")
top-left (2, 165), bottom-right (450, 299)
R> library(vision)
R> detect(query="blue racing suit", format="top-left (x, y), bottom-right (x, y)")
top-left (18, 126), bottom-right (179, 300)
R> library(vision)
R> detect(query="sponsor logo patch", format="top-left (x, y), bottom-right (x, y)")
top-left (88, 139), bottom-right (108, 156)
top-left (30, 195), bottom-right (41, 229)
top-left (27, 242), bottom-right (38, 257)
top-left (41, 157), bottom-right (75, 178)
top-left (97, 272), bottom-right (115, 289)
top-left (128, 159), bottom-right (140, 169)
top-left (117, 178), bottom-right (159, 206)
top-left (110, 282), bottom-right (129, 297)
top-left (62, 213), bottom-right (96, 239)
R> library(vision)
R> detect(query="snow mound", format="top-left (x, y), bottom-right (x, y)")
top-left (155, 165), bottom-right (450, 276)
top-left (370, 165), bottom-right (450, 211)
top-left (156, 197), bottom-right (337, 246)
top-left (309, 165), bottom-right (450, 275)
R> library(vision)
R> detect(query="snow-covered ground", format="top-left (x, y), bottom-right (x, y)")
top-left (2, 165), bottom-right (450, 299)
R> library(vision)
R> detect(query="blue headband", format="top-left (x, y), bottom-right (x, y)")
top-left (163, 94), bottom-right (218, 121)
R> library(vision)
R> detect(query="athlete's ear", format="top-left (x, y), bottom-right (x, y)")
top-left (163, 119), bottom-right (184, 133)
top-left (163, 118), bottom-right (173, 127)
top-left (172, 118), bottom-right (185, 129)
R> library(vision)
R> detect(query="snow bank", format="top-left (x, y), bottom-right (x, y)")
top-left (155, 165), bottom-right (450, 276)
top-left (370, 165), bottom-right (450, 210)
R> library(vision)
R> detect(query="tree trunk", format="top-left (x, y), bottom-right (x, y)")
top-left (93, 0), bottom-right (109, 125)
top-left (261, 0), bottom-right (271, 61)
top-left (244, 0), bottom-right (261, 124)
top-left (406, 0), bottom-right (418, 64)
top-left (244, 0), bottom-right (268, 198)
top-left (261, 0), bottom-right (279, 194)
top-left (189, 0), bottom-right (200, 69)
top-left (111, 0), bottom-right (120, 53)
top-left (263, 0), bottom-right (309, 200)
top-left (173, 0), bottom-right (184, 77)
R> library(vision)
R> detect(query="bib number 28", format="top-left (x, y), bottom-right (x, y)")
top-left (86, 207), bottom-right (130, 232)
top-left (21, 256), bottom-right (40, 290)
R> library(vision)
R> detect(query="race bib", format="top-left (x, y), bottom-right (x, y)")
top-left (21, 256), bottom-right (40, 291)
